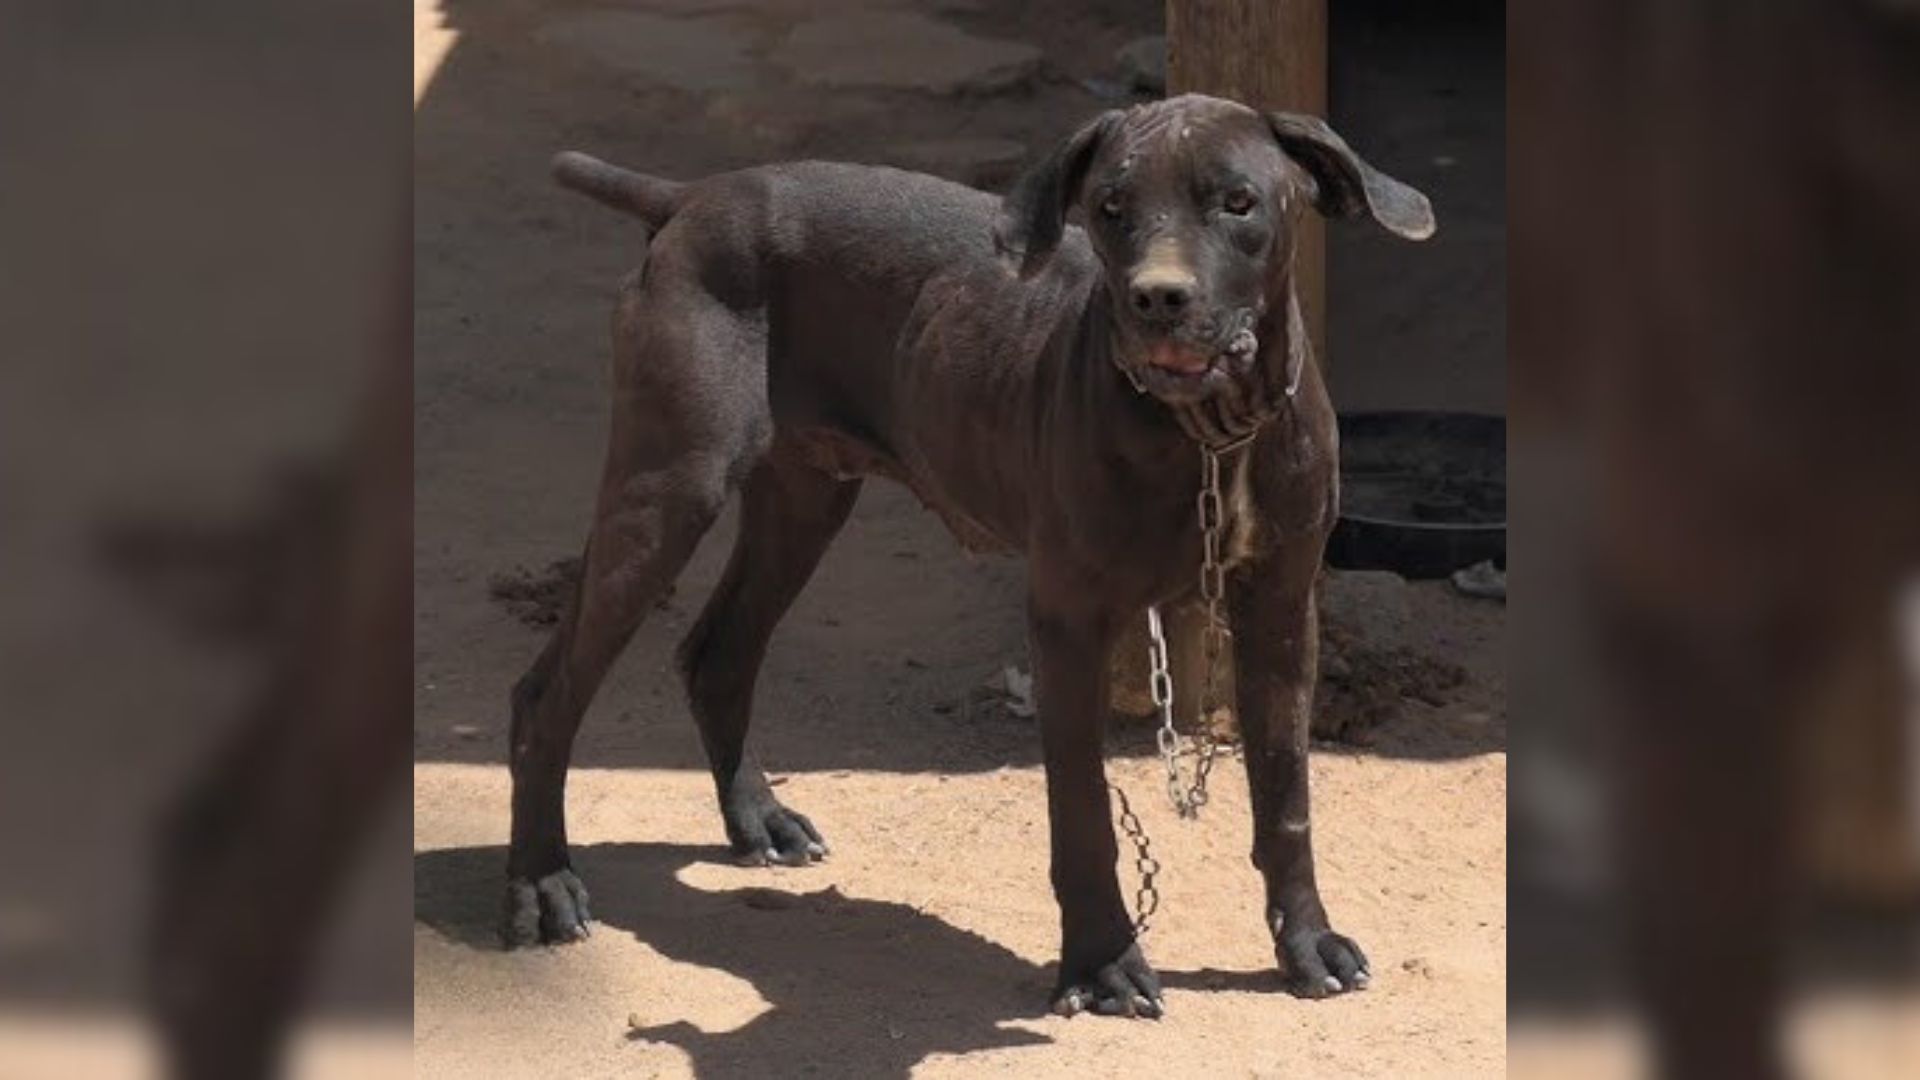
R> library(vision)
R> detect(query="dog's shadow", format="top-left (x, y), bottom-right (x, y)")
top-left (417, 842), bottom-right (1081, 1078)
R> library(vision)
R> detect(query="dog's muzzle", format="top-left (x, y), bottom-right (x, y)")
top-left (1138, 328), bottom-right (1257, 377)
top-left (1117, 325), bottom-right (1299, 449)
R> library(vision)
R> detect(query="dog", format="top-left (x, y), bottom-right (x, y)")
top-left (502, 94), bottom-right (1434, 1018)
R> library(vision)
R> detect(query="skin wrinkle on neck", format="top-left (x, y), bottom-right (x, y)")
top-left (1066, 265), bottom-right (1295, 568)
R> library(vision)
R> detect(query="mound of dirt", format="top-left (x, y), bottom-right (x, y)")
top-left (1314, 616), bottom-right (1469, 744)
top-left (487, 557), bottom-right (685, 630)
top-left (485, 557), bottom-right (580, 628)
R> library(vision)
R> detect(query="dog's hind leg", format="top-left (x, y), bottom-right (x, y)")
top-left (678, 448), bottom-right (860, 865)
top-left (503, 278), bottom-right (769, 946)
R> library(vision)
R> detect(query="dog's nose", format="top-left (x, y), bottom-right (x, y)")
top-left (1129, 276), bottom-right (1195, 321)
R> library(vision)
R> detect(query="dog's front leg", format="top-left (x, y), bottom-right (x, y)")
top-left (1229, 550), bottom-right (1370, 997)
top-left (1028, 590), bottom-right (1163, 1018)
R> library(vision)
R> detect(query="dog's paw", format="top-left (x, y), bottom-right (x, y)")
top-left (1276, 926), bottom-right (1370, 998)
top-left (501, 868), bottom-right (592, 948)
top-left (724, 791), bottom-right (828, 868)
top-left (1052, 941), bottom-right (1164, 1019)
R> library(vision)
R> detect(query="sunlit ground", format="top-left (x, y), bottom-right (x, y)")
top-left (0, 1012), bottom-right (410, 1080)
top-left (1511, 988), bottom-right (1920, 1080)
top-left (415, 0), bottom-right (458, 106)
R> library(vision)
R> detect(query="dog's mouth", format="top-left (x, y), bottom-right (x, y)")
top-left (1119, 326), bottom-right (1260, 403)
top-left (1143, 341), bottom-right (1215, 376)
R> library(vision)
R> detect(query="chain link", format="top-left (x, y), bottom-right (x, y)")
top-left (1146, 606), bottom-right (1186, 813)
top-left (1109, 781), bottom-right (1160, 936)
top-left (1192, 439), bottom-right (1239, 810)
top-left (1121, 434), bottom-right (1255, 934)
top-left (1146, 438), bottom-right (1248, 820)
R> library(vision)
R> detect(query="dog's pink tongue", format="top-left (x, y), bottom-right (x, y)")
top-left (1145, 343), bottom-right (1210, 375)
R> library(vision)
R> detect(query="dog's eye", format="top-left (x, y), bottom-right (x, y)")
top-left (1223, 189), bottom-right (1258, 215)
top-left (1098, 192), bottom-right (1125, 219)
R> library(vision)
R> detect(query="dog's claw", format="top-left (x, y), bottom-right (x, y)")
top-left (1278, 926), bottom-right (1371, 998)
top-left (502, 868), bottom-right (593, 948)
top-left (1051, 941), bottom-right (1163, 1020)
top-left (721, 785), bottom-right (828, 867)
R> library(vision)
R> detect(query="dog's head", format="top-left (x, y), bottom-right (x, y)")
top-left (997, 95), bottom-right (1434, 409)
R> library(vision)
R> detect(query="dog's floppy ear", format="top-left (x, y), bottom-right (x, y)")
top-left (995, 110), bottom-right (1121, 275)
top-left (1266, 111), bottom-right (1436, 240)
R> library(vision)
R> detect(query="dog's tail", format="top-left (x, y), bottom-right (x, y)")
top-left (551, 151), bottom-right (686, 229)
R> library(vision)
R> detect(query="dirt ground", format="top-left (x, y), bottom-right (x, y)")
top-left (413, 1), bottom-right (1506, 1077)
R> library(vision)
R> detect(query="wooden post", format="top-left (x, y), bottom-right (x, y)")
top-left (1166, 0), bottom-right (1328, 362)
top-left (1111, 1), bottom-right (1328, 738)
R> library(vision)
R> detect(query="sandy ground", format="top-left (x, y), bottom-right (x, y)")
top-left (414, 1), bottom-right (1507, 1076)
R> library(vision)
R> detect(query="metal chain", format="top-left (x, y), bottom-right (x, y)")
top-left (1120, 434), bottom-right (1256, 934)
top-left (1109, 781), bottom-right (1160, 936)
top-left (1191, 440), bottom-right (1239, 810)
top-left (1146, 605), bottom-right (1189, 814)
top-left (1147, 437), bottom-right (1249, 819)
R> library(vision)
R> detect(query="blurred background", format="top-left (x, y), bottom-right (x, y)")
top-left (1510, 2), bottom-right (1920, 1077)
top-left (1, 1), bottom-right (410, 1077)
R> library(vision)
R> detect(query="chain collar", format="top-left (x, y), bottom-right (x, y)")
top-left (1116, 356), bottom-right (1297, 453)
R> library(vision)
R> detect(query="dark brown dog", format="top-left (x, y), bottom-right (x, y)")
top-left (504, 94), bottom-right (1433, 1017)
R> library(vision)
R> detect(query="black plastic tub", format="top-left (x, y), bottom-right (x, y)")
top-left (1325, 411), bottom-right (1506, 580)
